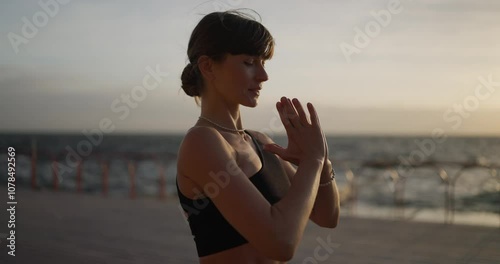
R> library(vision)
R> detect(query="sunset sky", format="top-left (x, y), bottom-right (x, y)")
top-left (1, 0), bottom-right (499, 136)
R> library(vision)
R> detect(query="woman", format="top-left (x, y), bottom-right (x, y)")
top-left (176, 10), bottom-right (340, 263)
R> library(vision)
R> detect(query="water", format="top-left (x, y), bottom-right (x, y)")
top-left (1, 133), bottom-right (498, 226)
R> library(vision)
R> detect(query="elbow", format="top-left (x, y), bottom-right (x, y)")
top-left (330, 212), bottom-right (340, 228)
top-left (267, 237), bottom-right (297, 261)
top-left (321, 212), bottom-right (340, 229)
top-left (254, 239), bottom-right (296, 261)
top-left (322, 219), bottom-right (339, 229)
top-left (326, 214), bottom-right (340, 228)
top-left (274, 242), bottom-right (295, 262)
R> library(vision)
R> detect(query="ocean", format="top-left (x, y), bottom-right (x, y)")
top-left (0, 133), bottom-right (498, 227)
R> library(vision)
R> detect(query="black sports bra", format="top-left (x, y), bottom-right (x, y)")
top-left (176, 130), bottom-right (291, 257)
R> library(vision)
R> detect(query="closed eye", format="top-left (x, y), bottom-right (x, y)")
top-left (244, 59), bottom-right (266, 68)
top-left (244, 56), bottom-right (266, 68)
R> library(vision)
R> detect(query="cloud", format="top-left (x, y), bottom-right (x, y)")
top-left (1, 0), bottom-right (499, 135)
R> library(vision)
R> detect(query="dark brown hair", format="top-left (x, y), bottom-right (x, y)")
top-left (180, 9), bottom-right (275, 106)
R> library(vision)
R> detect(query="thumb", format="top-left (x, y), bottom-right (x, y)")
top-left (263, 143), bottom-right (285, 156)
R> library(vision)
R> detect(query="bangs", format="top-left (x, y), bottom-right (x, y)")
top-left (209, 11), bottom-right (275, 60)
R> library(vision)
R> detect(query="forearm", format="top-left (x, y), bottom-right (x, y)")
top-left (271, 158), bottom-right (324, 248)
top-left (311, 159), bottom-right (340, 228)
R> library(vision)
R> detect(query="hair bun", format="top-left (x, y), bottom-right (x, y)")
top-left (181, 63), bottom-right (200, 97)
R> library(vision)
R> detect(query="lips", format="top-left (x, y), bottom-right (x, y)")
top-left (250, 87), bottom-right (261, 91)
top-left (249, 89), bottom-right (260, 96)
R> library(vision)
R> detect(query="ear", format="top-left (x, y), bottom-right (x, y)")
top-left (197, 55), bottom-right (216, 82)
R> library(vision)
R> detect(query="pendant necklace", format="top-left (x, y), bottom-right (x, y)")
top-left (198, 116), bottom-right (249, 141)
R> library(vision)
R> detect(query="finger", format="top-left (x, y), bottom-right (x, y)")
top-left (321, 128), bottom-right (326, 158)
top-left (323, 129), bottom-right (328, 159)
top-left (291, 98), bottom-right (309, 126)
top-left (307, 102), bottom-right (320, 127)
top-left (277, 100), bottom-right (294, 129)
top-left (324, 138), bottom-right (330, 159)
top-left (263, 143), bottom-right (284, 156)
top-left (285, 98), bottom-right (302, 128)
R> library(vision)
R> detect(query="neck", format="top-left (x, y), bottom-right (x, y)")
top-left (199, 91), bottom-right (243, 131)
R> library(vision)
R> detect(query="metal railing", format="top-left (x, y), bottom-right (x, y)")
top-left (6, 149), bottom-right (499, 225)
top-left (22, 149), bottom-right (177, 200)
top-left (337, 159), bottom-right (500, 224)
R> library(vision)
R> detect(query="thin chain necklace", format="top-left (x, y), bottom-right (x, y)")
top-left (198, 116), bottom-right (249, 140)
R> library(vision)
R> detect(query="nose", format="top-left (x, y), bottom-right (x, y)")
top-left (256, 65), bottom-right (268, 82)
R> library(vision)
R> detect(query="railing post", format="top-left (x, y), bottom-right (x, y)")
top-left (101, 160), bottom-right (108, 197)
top-left (128, 160), bottom-right (136, 199)
top-left (76, 160), bottom-right (83, 193)
top-left (158, 160), bottom-right (166, 200)
top-left (31, 137), bottom-right (37, 189)
top-left (52, 157), bottom-right (59, 191)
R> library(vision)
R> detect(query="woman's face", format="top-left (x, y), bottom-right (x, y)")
top-left (212, 54), bottom-right (269, 107)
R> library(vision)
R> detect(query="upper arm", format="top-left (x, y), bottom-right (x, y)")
top-left (251, 130), bottom-right (318, 220)
top-left (177, 127), bottom-right (290, 260)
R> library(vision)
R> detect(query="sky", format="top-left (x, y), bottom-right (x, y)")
top-left (1, 0), bottom-right (499, 136)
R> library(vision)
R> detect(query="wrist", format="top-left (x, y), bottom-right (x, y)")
top-left (319, 161), bottom-right (335, 187)
top-left (321, 159), bottom-right (332, 176)
top-left (323, 158), bottom-right (331, 167)
top-left (300, 157), bottom-right (324, 169)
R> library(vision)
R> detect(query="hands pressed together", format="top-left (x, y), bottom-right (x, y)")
top-left (263, 97), bottom-right (329, 167)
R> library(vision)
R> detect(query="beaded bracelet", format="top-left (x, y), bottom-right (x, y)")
top-left (319, 167), bottom-right (336, 187)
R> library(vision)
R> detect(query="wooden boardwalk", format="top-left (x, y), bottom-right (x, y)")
top-left (0, 188), bottom-right (499, 264)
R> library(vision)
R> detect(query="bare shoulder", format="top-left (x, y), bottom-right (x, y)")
top-left (177, 126), bottom-right (234, 177)
top-left (182, 126), bottom-right (230, 147)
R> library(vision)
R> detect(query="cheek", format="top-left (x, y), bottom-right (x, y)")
top-left (232, 66), bottom-right (253, 84)
top-left (217, 64), bottom-right (253, 93)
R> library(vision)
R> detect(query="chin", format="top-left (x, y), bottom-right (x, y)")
top-left (241, 99), bottom-right (259, 108)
